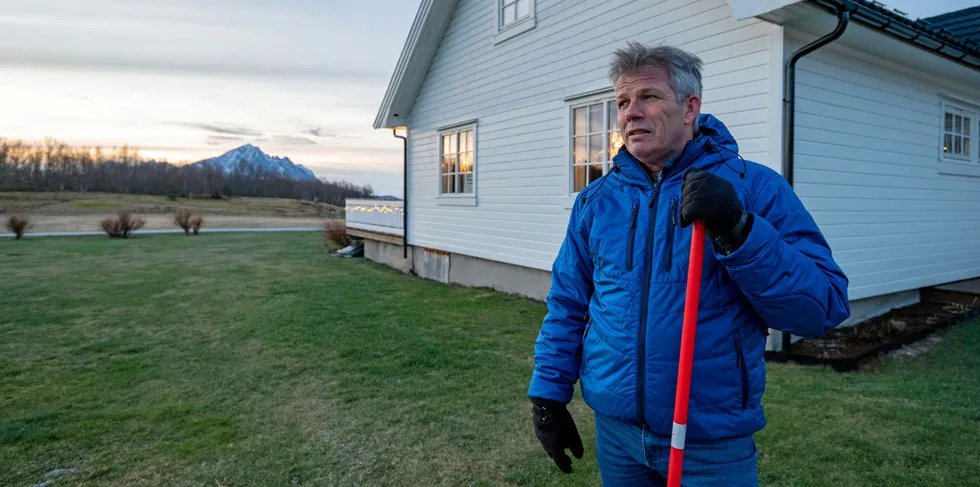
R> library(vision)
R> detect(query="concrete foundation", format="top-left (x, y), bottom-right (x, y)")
top-left (364, 240), bottom-right (412, 273)
top-left (448, 252), bottom-right (552, 301)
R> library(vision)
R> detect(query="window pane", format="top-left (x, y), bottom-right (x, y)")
top-left (589, 134), bottom-right (603, 163)
top-left (588, 164), bottom-right (602, 184)
top-left (574, 107), bottom-right (586, 135)
top-left (448, 154), bottom-right (457, 173)
top-left (442, 135), bottom-right (450, 155)
top-left (465, 130), bottom-right (474, 151)
top-left (964, 137), bottom-right (971, 157)
top-left (460, 151), bottom-right (472, 172)
top-left (609, 130), bottom-right (623, 159)
top-left (463, 173), bottom-right (474, 193)
top-left (573, 136), bottom-right (587, 164)
top-left (945, 112), bottom-right (953, 132)
top-left (945, 134), bottom-right (952, 153)
top-left (517, 0), bottom-right (530, 19)
top-left (574, 165), bottom-right (587, 192)
top-left (449, 132), bottom-right (457, 154)
top-left (955, 136), bottom-right (962, 154)
top-left (503, 4), bottom-right (516, 25)
top-left (965, 118), bottom-right (972, 136)
top-left (442, 156), bottom-right (450, 176)
top-left (589, 103), bottom-right (603, 133)
top-left (955, 115), bottom-right (962, 134)
top-left (442, 175), bottom-right (450, 193)
top-left (607, 100), bottom-right (618, 130)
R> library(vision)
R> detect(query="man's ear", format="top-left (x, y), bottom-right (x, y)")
top-left (684, 95), bottom-right (701, 126)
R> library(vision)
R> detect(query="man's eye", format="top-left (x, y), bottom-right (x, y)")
top-left (618, 101), bottom-right (628, 109)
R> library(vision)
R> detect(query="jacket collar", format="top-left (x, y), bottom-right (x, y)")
top-left (611, 113), bottom-right (739, 188)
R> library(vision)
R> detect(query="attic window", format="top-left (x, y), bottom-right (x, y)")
top-left (495, 0), bottom-right (535, 44)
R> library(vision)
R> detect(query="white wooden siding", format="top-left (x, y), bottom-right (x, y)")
top-left (406, 0), bottom-right (778, 271)
top-left (788, 28), bottom-right (980, 301)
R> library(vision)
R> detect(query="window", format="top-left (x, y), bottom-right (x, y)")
top-left (570, 98), bottom-right (624, 193)
top-left (501, 0), bottom-right (531, 28)
top-left (439, 125), bottom-right (475, 196)
top-left (495, 0), bottom-right (535, 44)
top-left (943, 105), bottom-right (973, 160)
top-left (938, 97), bottom-right (980, 178)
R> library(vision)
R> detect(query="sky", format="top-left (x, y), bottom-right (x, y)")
top-left (0, 0), bottom-right (975, 197)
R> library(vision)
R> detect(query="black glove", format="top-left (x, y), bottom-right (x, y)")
top-left (530, 397), bottom-right (584, 474)
top-left (680, 168), bottom-right (745, 239)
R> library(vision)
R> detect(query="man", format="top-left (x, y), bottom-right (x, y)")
top-left (527, 41), bottom-right (850, 486)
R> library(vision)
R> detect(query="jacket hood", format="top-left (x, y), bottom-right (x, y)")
top-left (611, 113), bottom-right (741, 188)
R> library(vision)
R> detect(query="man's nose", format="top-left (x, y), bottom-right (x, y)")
top-left (623, 101), bottom-right (644, 121)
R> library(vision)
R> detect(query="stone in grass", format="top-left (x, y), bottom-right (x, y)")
top-left (44, 467), bottom-right (79, 478)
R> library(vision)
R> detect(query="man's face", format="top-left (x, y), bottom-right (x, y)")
top-left (615, 66), bottom-right (700, 173)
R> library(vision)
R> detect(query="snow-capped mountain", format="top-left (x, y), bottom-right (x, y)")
top-left (191, 144), bottom-right (317, 181)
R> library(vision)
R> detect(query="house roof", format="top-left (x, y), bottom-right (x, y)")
top-left (923, 5), bottom-right (980, 45)
top-left (373, 0), bottom-right (460, 129)
top-left (372, 0), bottom-right (980, 129)
top-left (807, 0), bottom-right (980, 70)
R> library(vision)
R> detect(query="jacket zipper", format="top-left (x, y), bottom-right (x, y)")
top-left (735, 334), bottom-right (748, 410)
top-left (626, 202), bottom-right (639, 271)
top-left (664, 197), bottom-right (677, 272)
top-left (636, 182), bottom-right (660, 424)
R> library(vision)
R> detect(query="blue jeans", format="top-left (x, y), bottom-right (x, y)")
top-left (594, 412), bottom-right (759, 487)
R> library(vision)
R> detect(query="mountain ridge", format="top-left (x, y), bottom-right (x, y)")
top-left (190, 144), bottom-right (317, 181)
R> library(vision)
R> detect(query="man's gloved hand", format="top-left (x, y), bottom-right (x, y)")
top-left (680, 168), bottom-right (745, 238)
top-left (530, 397), bottom-right (584, 474)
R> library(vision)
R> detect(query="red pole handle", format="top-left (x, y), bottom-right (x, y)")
top-left (667, 220), bottom-right (706, 487)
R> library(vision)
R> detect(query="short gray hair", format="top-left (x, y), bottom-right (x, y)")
top-left (608, 41), bottom-right (704, 104)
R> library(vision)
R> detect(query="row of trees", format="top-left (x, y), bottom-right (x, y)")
top-left (0, 138), bottom-right (374, 206)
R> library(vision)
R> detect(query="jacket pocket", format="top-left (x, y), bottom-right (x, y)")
top-left (663, 197), bottom-right (678, 272)
top-left (626, 202), bottom-right (639, 271)
top-left (735, 333), bottom-right (748, 410)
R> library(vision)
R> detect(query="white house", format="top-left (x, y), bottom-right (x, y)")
top-left (351, 0), bottom-right (980, 351)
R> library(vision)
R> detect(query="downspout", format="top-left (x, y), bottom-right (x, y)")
top-left (393, 128), bottom-right (408, 258)
top-left (781, 1), bottom-right (852, 352)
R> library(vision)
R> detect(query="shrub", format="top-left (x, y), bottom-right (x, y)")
top-left (191, 216), bottom-right (203, 235)
top-left (323, 219), bottom-right (352, 247)
top-left (101, 211), bottom-right (146, 239)
top-left (174, 208), bottom-right (193, 235)
top-left (6, 214), bottom-right (30, 240)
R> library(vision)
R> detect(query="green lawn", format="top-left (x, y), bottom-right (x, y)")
top-left (1, 233), bottom-right (978, 486)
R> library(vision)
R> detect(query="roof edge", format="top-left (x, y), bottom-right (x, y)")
top-left (809, 0), bottom-right (980, 71)
top-left (373, 0), bottom-right (434, 130)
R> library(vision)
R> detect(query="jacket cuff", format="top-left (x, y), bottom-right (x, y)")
top-left (527, 374), bottom-right (573, 404)
top-left (715, 211), bottom-right (776, 268)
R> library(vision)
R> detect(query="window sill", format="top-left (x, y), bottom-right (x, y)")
top-left (938, 159), bottom-right (980, 178)
top-left (437, 195), bottom-right (477, 206)
top-left (494, 16), bottom-right (535, 45)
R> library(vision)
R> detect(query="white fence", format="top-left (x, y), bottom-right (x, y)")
top-left (345, 198), bottom-right (404, 236)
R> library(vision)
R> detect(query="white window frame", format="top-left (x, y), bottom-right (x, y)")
top-left (562, 88), bottom-right (623, 208)
top-left (436, 121), bottom-right (478, 206)
top-left (494, 0), bottom-right (535, 45)
top-left (938, 96), bottom-right (980, 178)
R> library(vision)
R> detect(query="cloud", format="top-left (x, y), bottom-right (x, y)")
top-left (174, 122), bottom-right (262, 137)
top-left (205, 135), bottom-right (245, 146)
top-left (304, 127), bottom-right (337, 137)
top-left (262, 134), bottom-right (318, 146)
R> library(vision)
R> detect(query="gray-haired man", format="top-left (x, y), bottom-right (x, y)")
top-left (527, 41), bottom-right (850, 486)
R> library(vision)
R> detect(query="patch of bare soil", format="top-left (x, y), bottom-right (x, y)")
top-left (790, 301), bottom-right (974, 360)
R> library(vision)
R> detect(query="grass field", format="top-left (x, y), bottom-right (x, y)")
top-left (0, 191), bottom-right (342, 218)
top-left (1, 233), bottom-right (978, 486)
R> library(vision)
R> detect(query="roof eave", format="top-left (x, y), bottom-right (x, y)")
top-left (373, 0), bottom-right (460, 130)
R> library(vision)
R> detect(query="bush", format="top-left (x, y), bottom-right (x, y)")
top-left (174, 208), bottom-right (193, 235)
top-left (101, 211), bottom-right (146, 239)
top-left (323, 219), bottom-right (352, 247)
top-left (6, 214), bottom-right (30, 240)
top-left (191, 216), bottom-right (203, 235)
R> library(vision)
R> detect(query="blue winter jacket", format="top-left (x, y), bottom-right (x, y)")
top-left (528, 114), bottom-right (850, 441)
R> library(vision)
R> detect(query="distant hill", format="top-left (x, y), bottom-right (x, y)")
top-left (191, 144), bottom-right (317, 181)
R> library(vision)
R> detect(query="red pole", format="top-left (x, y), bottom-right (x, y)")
top-left (667, 220), bottom-right (706, 487)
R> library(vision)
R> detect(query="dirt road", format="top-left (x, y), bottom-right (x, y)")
top-left (22, 214), bottom-right (329, 233)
